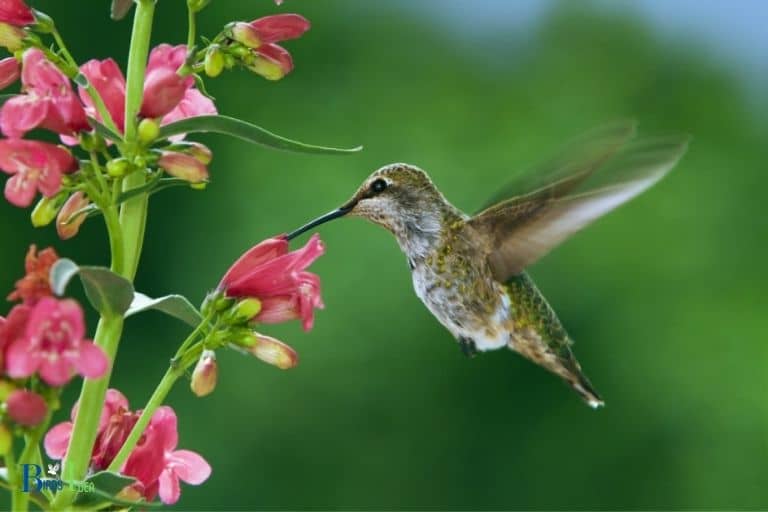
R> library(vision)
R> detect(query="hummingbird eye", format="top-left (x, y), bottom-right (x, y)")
top-left (370, 178), bottom-right (388, 194)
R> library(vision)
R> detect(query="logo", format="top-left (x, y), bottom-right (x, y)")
top-left (20, 464), bottom-right (94, 494)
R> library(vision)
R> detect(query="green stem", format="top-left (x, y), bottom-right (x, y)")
top-left (186, 6), bottom-right (196, 51)
top-left (5, 442), bottom-right (26, 512)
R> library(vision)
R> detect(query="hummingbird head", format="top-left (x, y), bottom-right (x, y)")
top-left (287, 163), bottom-right (460, 256)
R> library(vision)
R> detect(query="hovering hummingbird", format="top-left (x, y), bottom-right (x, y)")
top-left (287, 121), bottom-right (688, 408)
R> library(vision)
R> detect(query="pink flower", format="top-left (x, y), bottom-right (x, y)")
top-left (231, 14), bottom-right (309, 80)
top-left (123, 406), bottom-right (211, 505)
top-left (78, 58), bottom-right (126, 131)
top-left (141, 44), bottom-right (194, 119)
top-left (56, 191), bottom-right (90, 240)
top-left (158, 151), bottom-right (209, 183)
top-left (250, 43), bottom-right (294, 81)
top-left (0, 139), bottom-right (77, 207)
top-left (5, 297), bottom-right (108, 386)
top-left (6, 389), bottom-right (47, 426)
top-left (250, 332), bottom-right (298, 369)
top-left (0, 0), bottom-right (33, 26)
top-left (7, 245), bottom-right (59, 305)
top-left (161, 89), bottom-right (216, 128)
top-left (0, 56), bottom-right (19, 90)
top-left (0, 49), bottom-right (89, 139)
top-left (0, 303), bottom-right (30, 372)
top-left (220, 234), bottom-right (325, 331)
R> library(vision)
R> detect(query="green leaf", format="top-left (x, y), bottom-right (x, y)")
top-left (72, 470), bottom-right (163, 508)
top-left (126, 292), bottom-right (203, 327)
top-left (50, 259), bottom-right (135, 316)
top-left (110, 0), bottom-right (134, 20)
top-left (87, 116), bottom-right (123, 143)
top-left (157, 115), bottom-right (363, 155)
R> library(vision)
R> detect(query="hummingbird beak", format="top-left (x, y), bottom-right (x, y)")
top-left (285, 201), bottom-right (356, 241)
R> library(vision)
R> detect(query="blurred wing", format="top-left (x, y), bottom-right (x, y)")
top-left (470, 129), bottom-right (689, 282)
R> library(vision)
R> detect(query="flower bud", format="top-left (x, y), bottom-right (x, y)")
top-left (30, 9), bottom-right (55, 34)
top-left (106, 157), bottom-right (131, 177)
top-left (0, 424), bottom-right (11, 455)
top-left (0, 57), bottom-right (19, 90)
top-left (204, 45), bottom-right (224, 78)
top-left (190, 350), bottom-right (217, 397)
top-left (0, 380), bottom-right (16, 402)
top-left (56, 191), bottom-right (90, 240)
top-left (249, 45), bottom-right (293, 81)
top-left (0, 22), bottom-right (25, 51)
top-left (31, 191), bottom-right (67, 227)
top-left (228, 298), bottom-right (262, 323)
top-left (250, 333), bottom-right (298, 370)
top-left (6, 389), bottom-right (47, 427)
top-left (138, 118), bottom-right (160, 145)
top-left (178, 141), bottom-right (213, 165)
top-left (230, 22), bottom-right (262, 49)
top-left (158, 152), bottom-right (209, 183)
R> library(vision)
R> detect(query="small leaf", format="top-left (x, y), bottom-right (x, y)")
top-left (87, 117), bottom-right (123, 143)
top-left (126, 292), bottom-right (203, 327)
top-left (50, 259), bottom-right (135, 316)
top-left (157, 115), bottom-right (363, 155)
top-left (110, 0), bottom-right (134, 20)
top-left (72, 470), bottom-right (163, 508)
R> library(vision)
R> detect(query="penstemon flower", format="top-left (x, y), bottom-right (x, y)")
top-left (0, 139), bottom-right (76, 207)
top-left (6, 389), bottom-right (47, 426)
top-left (0, 0), bottom-right (33, 27)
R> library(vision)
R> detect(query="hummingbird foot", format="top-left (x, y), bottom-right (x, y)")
top-left (458, 337), bottom-right (478, 358)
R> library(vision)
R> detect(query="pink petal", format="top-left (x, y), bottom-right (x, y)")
top-left (71, 341), bottom-right (109, 379)
top-left (38, 356), bottom-right (73, 386)
top-left (21, 49), bottom-right (69, 90)
top-left (250, 14), bottom-right (310, 44)
top-left (35, 165), bottom-right (62, 198)
top-left (255, 296), bottom-right (299, 324)
top-left (220, 237), bottom-right (289, 289)
top-left (44, 421), bottom-right (73, 459)
top-left (0, 57), bottom-right (20, 90)
top-left (169, 450), bottom-right (211, 485)
top-left (150, 406), bottom-right (178, 452)
top-left (0, 0), bottom-right (34, 26)
top-left (157, 468), bottom-right (180, 505)
top-left (78, 58), bottom-right (126, 131)
top-left (6, 337), bottom-right (36, 377)
top-left (5, 171), bottom-right (37, 207)
top-left (161, 88), bottom-right (216, 126)
top-left (256, 43), bottom-right (294, 75)
top-left (0, 94), bottom-right (48, 138)
top-left (55, 298), bottom-right (86, 339)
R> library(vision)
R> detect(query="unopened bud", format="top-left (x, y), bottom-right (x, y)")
top-left (31, 192), bottom-right (67, 227)
top-left (0, 424), bottom-right (11, 455)
top-left (56, 191), bottom-right (90, 240)
top-left (106, 157), bottom-right (130, 177)
top-left (230, 22), bottom-right (262, 49)
top-left (0, 57), bottom-right (19, 90)
top-left (138, 118), bottom-right (160, 145)
top-left (190, 350), bottom-right (218, 397)
top-left (31, 9), bottom-right (55, 34)
top-left (204, 45), bottom-right (224, 78)
top-left (0, 380), bottom-right (16, 402)
top-left (6, 389), bottom-right (47, 427)
top-left (250, 333), bottom-right (298, 370)
top-left (158, 152), bottom-right (209, 183)
top-left (0, 22), bottom-right (25, 51)
top-left (228, 298), bottom-right (261, 323)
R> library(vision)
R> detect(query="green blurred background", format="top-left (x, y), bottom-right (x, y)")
top-left (2, 0), bottom-right (767, 509)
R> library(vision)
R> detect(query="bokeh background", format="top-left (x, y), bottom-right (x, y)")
top-left (2, 0), bottom-right (767, 509)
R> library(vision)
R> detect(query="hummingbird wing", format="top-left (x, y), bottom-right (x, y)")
top-left (469, 122), bottom-right (689, 281)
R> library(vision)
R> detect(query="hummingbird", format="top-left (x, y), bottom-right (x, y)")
top-left (286, 121), bottom-right (688, 408)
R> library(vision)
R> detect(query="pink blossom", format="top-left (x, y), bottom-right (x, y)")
top-left (220, 234), bottom-right (325, 331)
top-left (56, 191), bottom-right (90, 240)
top-left (251, 43), bottom-right (294, 81)
top-left (161, 89), bottom-right (216, 128)
top-left (5, 297), bottom-right (108, 386)
top-left (123, 406), bottom-right (211, 505)
top-left (158, 151), bottom-right (209, 183)
top-left (0, 49), bottom-right (88, 139)
top-left (78, 58), bottom-right (126, 131)
top-left (250, 332), bottom-right (298, 369)
top-left (0, 56), bottom-right (19, 90)
top-left (0, 303), bottom-right (30, 372)
top-left (7, 245), bottom-right (59, 305)
top-left (250, 14), bottom-right (310, 44)
top-left (140, 44), bottom-right (194, 119)
top-left (6, 389), bottom-right (47, 426)
top-left (0, 139), bottom-right (77, 207)
top-left (0, 0), bottom-right (33, 26)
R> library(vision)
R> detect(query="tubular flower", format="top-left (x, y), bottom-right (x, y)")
top-left (0, 56), bottom-right (19, 90)
top-left (7, 245), bottom-right (58, 304)
top-left (250, 43), bottom-right (294, 81)
top-left (0, 0), bottom-right (33, 26)
top-left (250, 333), bottom-right (298, 369)
top-left (6, 389), bottom-right (47, 426)
top-left (220, 234), bottom-right (325, 331)
top-left (231, 14), bottom-right (309, 80)
top-left (0, 49), bottom-right (88, 139)
top-left (0, 139), bottom-right (77, 207)
top-left (5, 297), bottom-right (108, 386)
top-left (56, 191), bottom-right (90, 240)
top-left (141, 44), bottom-right (195, 119)
top-left (158, 151), bottom-right (209, 183)
top-left (78, 58), bottom-right (126, 131)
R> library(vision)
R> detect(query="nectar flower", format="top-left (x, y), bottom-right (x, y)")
top-left (158, 151), bottom-right (209, 183)
top-left (141, 44), bottom-right (195, 119)
top-left (6, 389), bottom-right (47, 426)
top-left (5, 297), bottom-right (108, 386)
top-left (8, 245), bottom-right (58, 304)
top-left (0, 56), bottom-right (19, 90)
top-left (220, 234), bottom-right (325, 331)
top-left (190, 350), bottom-right (217, 397)
top-left (161, 89), bottom-right (217, 129)
top-left (0, 49), bottom-right (89, 139)
top-left (232, 14), bottom-right (309, 49)
top-left (78, 58), bottom-right (126, 131)
top-left (123, 406), bottom-right (211, 505)
top-left (0, 303), bottom-right (30, 371)
top-left (250, 333), bottom-right (298, 369)
top-left (56, 191), bottom-right (90, 240)
top-left (0, 0), bottom-right (33, 26)
top-left (0, 139), bottom-right (76, 207)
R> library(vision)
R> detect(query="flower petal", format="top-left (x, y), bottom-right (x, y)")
top-left (169, 450), bottom-right (211, 485)
top-left (0, 94), bottom-right (48, 138)
top-left (4, 171), bottom-right (37, 207)
top-left (5, 336), bottom-right (37, 377)
top-left (44, 421), bottom-right (73, 459)
top-left (219, 237), bottom-right (289, 289)
top-left (38, 356), bottom-right (73, 386)
top-left (72, 341), bottom-right (109, 379)
top-left (157, 468), bottom-right (180, 505)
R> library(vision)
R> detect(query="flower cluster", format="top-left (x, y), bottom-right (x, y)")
top-left (0, 246), bottom-right (107, 428)
top-left (45, 389), bottom-right (210, 505)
